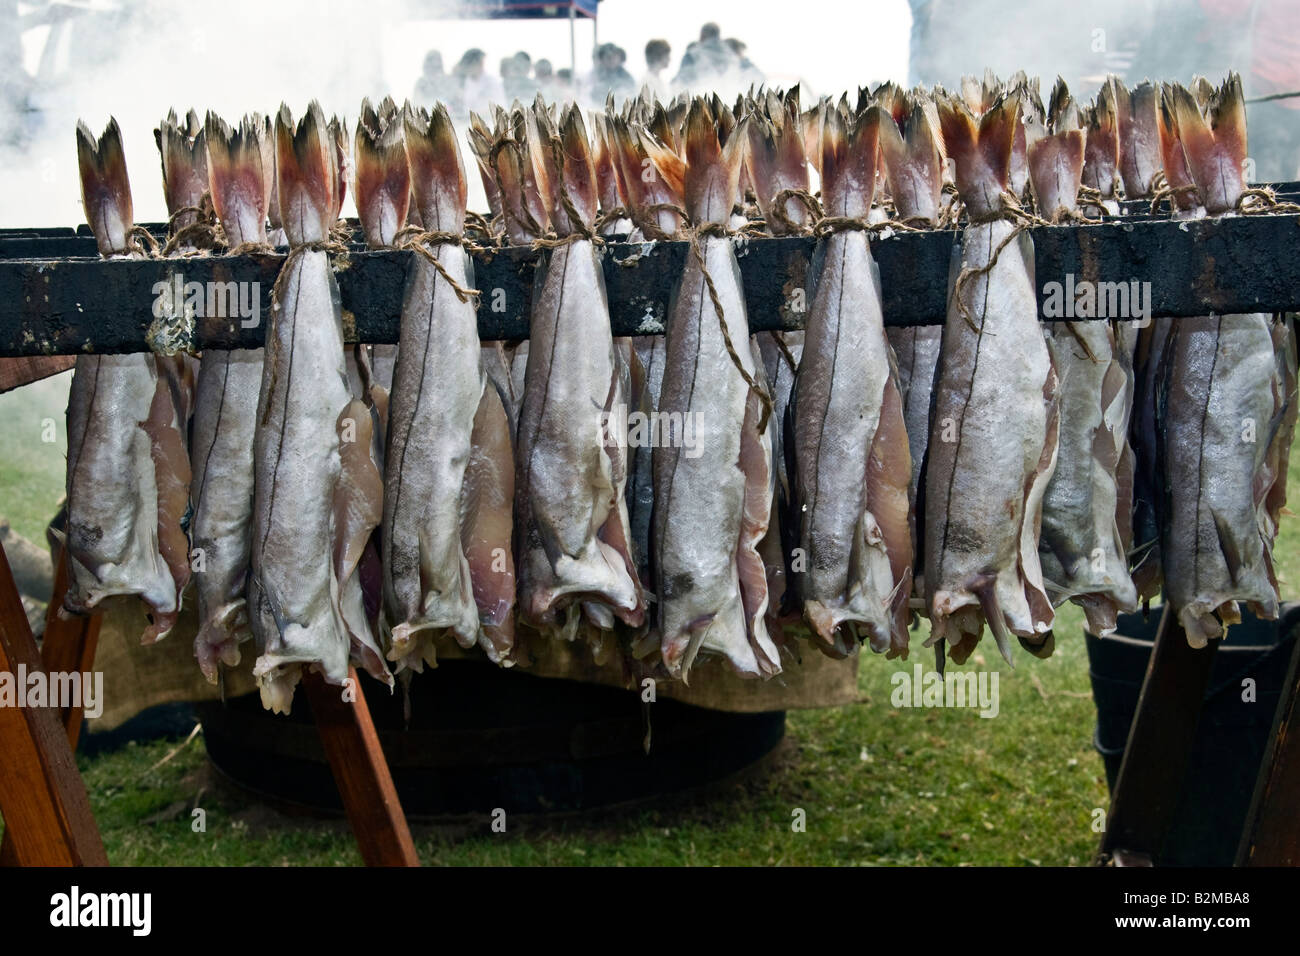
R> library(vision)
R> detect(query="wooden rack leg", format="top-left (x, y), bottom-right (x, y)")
top-left (1236, 619), bottom-right (1300, 865)
top-left (0, 549), bottom-right (101, 865)
top-left (0, 542), bottom-right (107, 865)
top-left (1096, 605), bottom-right (1220, 866)
top-left (302, 667), bottom-right (419, 867)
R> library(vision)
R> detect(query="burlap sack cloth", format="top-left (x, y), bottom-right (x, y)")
top-left (87, 587), bottom-right (858, 732)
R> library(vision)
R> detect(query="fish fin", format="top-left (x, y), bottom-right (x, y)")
top-left (636, 124), bottom-right (687, 206)
top-left (156, 109), bottom-right (209, 223)
top-left (973, 579), bottom-right (1016, 666)
top-left (405, 102), bottom-right (466, 232)
top-left (1156, 86), bottom-right (1199, 210)
top-left (879, 93), bottom-right (943, 224)
top-left (1026, 126), bottom-right (1085, 222)
top-left (77, 117), bottom-right (134, 255)
top-left (936, 91), bottom-right (1019, 217)
top-left (274, 102), bottom-right (336, 244)
top-left (819, 102), bottom-right (883, 218)
top-left (681, 97), bottom-right (748, 224)
top-left (744, 97), bottom-right (810, 234)
top-left (206, 112), bottom-right (272, 247)
top-left (1171, 74), bottom-right (1246, 214)
top-left (354, 105), bottom-right (410, 247)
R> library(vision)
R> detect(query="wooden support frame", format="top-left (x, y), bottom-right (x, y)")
top-left (1237, 623), bottom-right (1300, 865)
top-left (0, 542), bottom-right (107, 866)
top-left (1096, 606), bottom-right (1221, 865)
top-left (302, 668), bottom-right (419, 867)
top-left (0, 353), bottom-right (418, 866)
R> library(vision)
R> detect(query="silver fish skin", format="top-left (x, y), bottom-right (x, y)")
top-left (1161, 314), bottom-right (1291, 645)
top-left (755, 329), bottom-right (800, 628)
top-left (793, 103), bottom-right (912, 659)
top-left (879, 87), bottom-right (946, 599)
top-left (1039, 321), bottom-right (1138, 635)
top-left (250, 246), bottom-right (388, 712)
top-left (926, 94), bottom-right (1059, 664)
top-left (795, 227), bottom-right (913, 657)
top-left (649, 99), bottom-right (776, 680)
top-left (1026, 83), bottom-right (1138, 636)
top-left (65, 354), bottom-right (181, 634)
top-left (191, 112), bottom-right (270, 680)
top-left (1157, 76), bottom-right (1294, 645)
top-left (250, 104), bottom-right (388, 714)
top-left (890, 326), bottom-right (942, 512)
top-left (381, 243), bottom-right (484, 667)
top-left (65, 119), bottom-right (190, 643)
top-left (515, 240), bottom-right (643, 635)
top-left (190, 348), bottom-right (262, 678)
top-left (654, 237), bottom-right (778, 678)
top-left (380, 102), bottom-right (494, 669)
top-left (515, 105), bottom-right (644, 643)
top-left (925, 215), bottom-right (1059, 664)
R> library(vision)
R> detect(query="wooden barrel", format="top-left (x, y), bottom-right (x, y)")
top-left (197, 659), bottom-right (785, 819)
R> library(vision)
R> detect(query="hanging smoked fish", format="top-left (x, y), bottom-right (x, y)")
top-left (64, 119), bottom-right (192, 644)
top-left (1157, 76), bottom-right (1296, 646)
top-left (514, 103), bottom-right (645, 660)
top-left (1027, 79), bottom-right (1138, 636)
top-left (644, 98), bottom-right (779, 679)
top-left (249, 103), bottom-right (389, 713)
top-left (791, 99), bottom-right (913, 658)
top-left (926, 91), bottom-right (1059, 664)
top-left (190, 112), bottom-right (272, 680)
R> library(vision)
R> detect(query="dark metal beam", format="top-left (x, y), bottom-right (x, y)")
top-left (2, 211), bottom-right (1299, 356)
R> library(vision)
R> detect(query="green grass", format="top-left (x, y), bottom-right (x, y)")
top-left (0, 370), bottom-right (69, 545)
top-left (0, 376), bottom-right (1296, 865)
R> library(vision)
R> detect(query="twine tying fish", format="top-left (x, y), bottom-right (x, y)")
top-left (689, 221), bottom-right (774, 435)
top-left (126, 224), bottom-right (161, 257)
top-left (1147, 170), bottom-right (1200, 214)
top-left (1237, 186), bottom-right (1300, 216)
top-left (393, 226), bottom-right (482, 304)
top-left (632, 201), bottom-right (689, 241)
top-left (951, 191), bottom-right (1047, 333)
top-left (771, 330), bottom-right (798, 372)
top-left (488, 136), bottom-right (546, 239)
top-left (592, 206), bottom-right (630, 234)
top-left (767, 188), bottom-right (824, 235)
top-left (161, 192), bottom-right (224, 256)
top-left (225, 240), bottom-right (277, 257)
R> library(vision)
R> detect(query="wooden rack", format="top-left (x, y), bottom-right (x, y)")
top-left (2, 195), bottom-right (1299, 867)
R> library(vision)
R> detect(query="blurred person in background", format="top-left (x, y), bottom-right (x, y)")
top-left (454, 48), bottom-right (504, 115)
top-left (555, 67), bottom-right (576, 103)
top-left (673, 21), bottom-right (738, 91)
top-left (503, 49), bottom-right (535, 103)
top-left (413, 49), bottom-right (458, 110)
top-left (534, 58), bottom-right (558, 102)
top-left (591, 42), bottom-right (637, 104)
top-left (726, 37), bottom-right (765, 88)
top-left (642, 38), bottom-right (671, 99)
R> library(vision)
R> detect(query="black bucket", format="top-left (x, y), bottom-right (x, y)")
top-left (1086, 604), bottom-right (1299, 866)
top-left (197, 660), bottom-right (785, 819)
